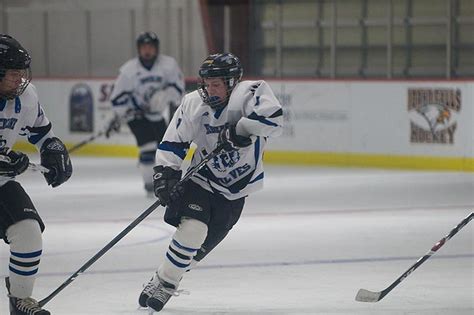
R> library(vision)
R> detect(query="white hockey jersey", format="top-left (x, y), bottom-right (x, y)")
top-left (156, 80), bottom-right (283, 200)
top-left (110, 55), bottom-right (185, 122)
top-left (0, 84), bottom-right (55, 186)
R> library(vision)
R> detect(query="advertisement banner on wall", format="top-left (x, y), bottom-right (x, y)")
top-left (69, 83), bottom-right (94, 132)
top-left (407, 88), bottom-right (461, 145)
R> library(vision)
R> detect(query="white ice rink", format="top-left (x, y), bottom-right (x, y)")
top-left (1, 156), bottom-right (473, 315)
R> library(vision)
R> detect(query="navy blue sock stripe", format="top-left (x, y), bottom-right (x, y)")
top-left (10, 258), bottom-right (40, 268)
top-left (168, 246), bottom-right (191, 261)
top-left (171, 239), bottom-right (198, 253)
top-left (11, 250), bottom-right (42, 258)
top-left (9, 266), bottom-right (38, 276)
top-left (166, 253), bottom-right (190, 268)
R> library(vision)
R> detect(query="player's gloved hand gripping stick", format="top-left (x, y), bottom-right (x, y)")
top-left (38, 143), bottom-right (226, 307)
top-left (0, 149), bottom-right (50, 175)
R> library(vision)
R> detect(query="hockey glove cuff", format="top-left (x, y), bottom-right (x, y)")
top-left (40, 137), bottom-right (73, 187)
top-left (153, 166), bottom-right (184, 206)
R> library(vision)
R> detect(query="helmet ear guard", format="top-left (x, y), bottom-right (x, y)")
top-left (197, 53), bottom-right (243, 110)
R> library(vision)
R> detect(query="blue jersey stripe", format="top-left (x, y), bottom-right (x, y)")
top-left (249, 172), bottom-right (264, 184)
top-left (14, 97), bottom-right (21, 113)
top-left (0, 99), bottom-right (6, 111)
top-left (111, 91), bottom-right (131, 106)
top-left (158, 141), bottom-right (189, 160)
top-left (248, 112), bottom-right (278, 127)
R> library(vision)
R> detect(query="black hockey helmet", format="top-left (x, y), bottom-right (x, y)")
top-left (136, 31), bottom-right (159, 69)
top-left (0, 34), bottom-right (32, 99)
top-left (198, 53), bottom-right (243, 110)
top-left (136, 31), bottom-right (160, 49)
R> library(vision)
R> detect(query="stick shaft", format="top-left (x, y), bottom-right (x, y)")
top-left (39, 145), bottom-right (223, 307)
top-left (371, 212), bottom-right (473, 301)
top-left (68, 131), bottom-right (104, 153)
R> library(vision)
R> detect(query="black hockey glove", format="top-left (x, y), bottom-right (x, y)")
top-left (0, 149), bottom-right (29, 177)
top-left (153, 165), bottom-right (184, 206)
top-left (218, 124), bottom-right (252, 152)
top-left (105, 114), bottom-right (121, 138)
top-left (40, 137), bottom-right (73, 187)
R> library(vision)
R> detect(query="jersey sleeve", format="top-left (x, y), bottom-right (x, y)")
top-left (235, 81), bottom-right (283, 138)
top-left (155, 99), bottom-right (196, 170)
top-left (28, 102), bottom-right (55, 150)
top-left (109, 70), bottom-right (135, 117)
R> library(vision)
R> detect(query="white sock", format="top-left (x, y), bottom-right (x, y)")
top-left (158, 219), bottom-right (208, 288)
top-left (6, 219), bottom-right (43, 298)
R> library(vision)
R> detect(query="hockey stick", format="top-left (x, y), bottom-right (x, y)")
top-left (355, 212), bottom-right (473, 303)
top-left (27, 162), bottom-right (50, 173)
top-left (67, 130), bottom-right (105, 153)
top-left (38, 144), bottom-right (224, 307)
top-left (68, 110), bottom-right (136, 153)
top-left (0, 155), bottom-right (50, 174)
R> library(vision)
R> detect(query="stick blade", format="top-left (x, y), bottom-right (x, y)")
top-left (355, 288), bottom-right (382, 302)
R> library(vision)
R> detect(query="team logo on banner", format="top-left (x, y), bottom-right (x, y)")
top-left (408, 88), bottom-right (461, 144)
top-left (70, 83), bottom-right (94, 132)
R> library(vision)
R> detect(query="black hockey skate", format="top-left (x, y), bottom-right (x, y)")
top-left (5, 277), bottom-right (51, 315)
top-left (138, 274), bottom-right (160, 307)
top-left (146, 278), bottom-right (178, 313)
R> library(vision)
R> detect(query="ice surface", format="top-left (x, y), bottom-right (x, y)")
top-left (1, 157), bottom-right (473, 314)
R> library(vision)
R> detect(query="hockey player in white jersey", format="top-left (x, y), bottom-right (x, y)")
top-left (106, 31), bottom-right (185, 196)
top-left (0, 34), bottom-right (72, 315)
top-left (138, 53), bottom-right (283, 312)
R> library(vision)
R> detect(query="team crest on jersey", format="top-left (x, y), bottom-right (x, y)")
top-left (212, 151), bottom-right (240, 172)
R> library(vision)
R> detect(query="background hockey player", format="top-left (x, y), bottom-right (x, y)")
top-left (0, 34), bottom-right (72, 315)
top-left (106, 31), bottom-right (185, 196)
top-left (138, 53), bottom-right (283, 312)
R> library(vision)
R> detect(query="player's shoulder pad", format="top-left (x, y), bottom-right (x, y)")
top-left (240, 79), bottom-right (266, 90)
top-left (180, 90), bottom-right (207, 115)
top-left (20, 83), bottom-right (40, 109)
top-left (157, 54), bottom-right (180, 71)
top-left (158, 54), bottom-right (177, 65)
top-left (119, 58), bottom-right (139, 74)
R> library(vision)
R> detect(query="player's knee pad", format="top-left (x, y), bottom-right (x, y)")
top-left (174, 218), bottom-right (208, 249)
top-left (6, 219), bottom-right (42, 252)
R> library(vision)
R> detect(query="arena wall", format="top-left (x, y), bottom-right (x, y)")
top-left (14, 78), bottom-right (474, 172)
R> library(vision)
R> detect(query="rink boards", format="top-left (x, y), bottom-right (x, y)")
top-left (13, 78), bottom-right (474, 171)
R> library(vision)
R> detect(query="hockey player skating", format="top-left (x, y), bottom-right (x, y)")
top-left (139, 53), bottom-right (283, 312)
top-left (106, 31), bottom-right (185, 196)
top-left (0, 34), bottom-right (72, 314)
